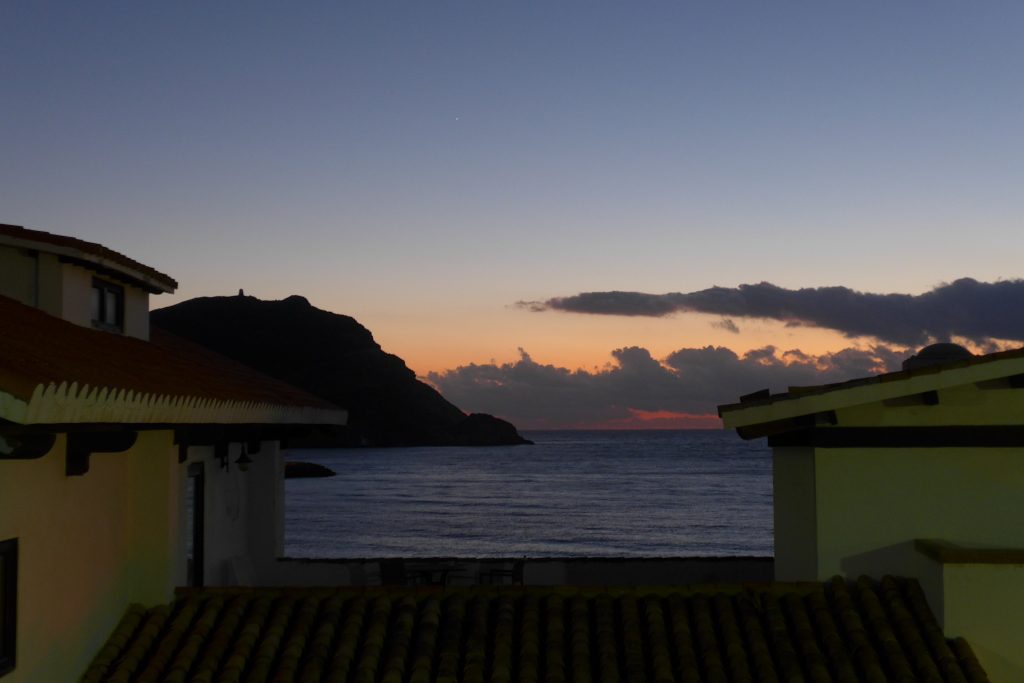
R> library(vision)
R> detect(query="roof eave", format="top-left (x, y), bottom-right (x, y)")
top-left (719, 355), bottom-right (1024, 430)
top-left (0, 231), bottom-right (178, 293)
top-left (58, 254), bottom-right (177, 293)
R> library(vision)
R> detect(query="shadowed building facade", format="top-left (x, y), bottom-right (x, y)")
top-left (0, 224), bottom-right (347, 682)
top-left (720, 343), bottom-right (1024, 681)
top-left (0, 223), bottom-right (1002, 682)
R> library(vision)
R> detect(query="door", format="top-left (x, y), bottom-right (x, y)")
top-left (186, 462), bottom-right (205, 587)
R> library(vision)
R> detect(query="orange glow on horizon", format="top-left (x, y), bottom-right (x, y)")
top-left (517, 410), bottom-right (723, 431)
top-left (350, 304), bottom-right (870, 378)
top-left (611, 409), bottom-right (723, 430)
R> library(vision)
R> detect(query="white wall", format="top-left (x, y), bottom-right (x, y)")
top-left (60, 262), bottom-right (151, 340)
top-left (59, 263), bottom-right (93, 328)
top-left (179, 440), bottom-right (285, 587)
top-left (246, 441), bottom-right (285, 580)
top-left (123, 286), bottom-right (150, 340)
top-left (0, 430), bottom-right (179, 683)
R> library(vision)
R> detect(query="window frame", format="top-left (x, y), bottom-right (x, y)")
top-left (90, 277), bottom-right (125, 332)
top-left (0, 537), bottom-right (17, 677)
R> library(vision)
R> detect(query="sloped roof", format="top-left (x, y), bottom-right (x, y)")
top-left (718, 345), bottom-right (1024, 430)
top-left (0, 295), bottom-right (346, 426)
top-left (0, 222), bottom-right (178, 293)
top-left (81, 577), bottom-right (988, 683)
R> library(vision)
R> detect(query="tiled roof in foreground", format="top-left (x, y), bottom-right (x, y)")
top-left (82, 576), bottom-right (988, 683)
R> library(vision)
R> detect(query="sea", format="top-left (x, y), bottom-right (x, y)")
top-left (284, 429), bottom-right (773, 559)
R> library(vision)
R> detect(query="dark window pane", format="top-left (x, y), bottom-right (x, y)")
top-left (104, 289), bottom-right (119, 325)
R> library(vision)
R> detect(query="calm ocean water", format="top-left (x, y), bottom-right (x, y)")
top-left (284, 430), bottom-right (773, 558)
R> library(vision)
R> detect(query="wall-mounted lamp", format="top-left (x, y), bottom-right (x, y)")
top-left (235, 445), bottom-right (253, 473)
top-left (215, 442), bottom-right (252, 473)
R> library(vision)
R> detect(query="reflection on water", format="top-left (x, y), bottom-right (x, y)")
top-left (285, 430), bottom-right (772, 558)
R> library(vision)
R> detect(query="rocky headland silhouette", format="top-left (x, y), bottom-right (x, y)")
top-left (152, 294), bottom-right (531, 447)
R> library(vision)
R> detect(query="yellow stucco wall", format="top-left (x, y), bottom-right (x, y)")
top-left (0, 246), bottom-right (38, 307)
top-left (735, 370), bottom-right (1024, 679)
top-left (812, 447), bottom-right (1024, 579)
top-left (0, 253), bottom-right (152, 340)
top-left (839, 381), bottom-right (1024, 426)
top-left (0, 248), bottom-right (63, 318)
top-left (941, 563), bottom-right (1024, 682)
top-left (0, 430), bottom-right (178, 683)
top-left (35, 253), bottom-right (63, 319)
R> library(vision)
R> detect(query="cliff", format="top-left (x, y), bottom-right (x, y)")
top-left (151, 294), bottom-right (530, 446)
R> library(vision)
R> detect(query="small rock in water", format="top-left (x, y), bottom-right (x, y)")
top-left (285, 461), bottom-right (336, 478)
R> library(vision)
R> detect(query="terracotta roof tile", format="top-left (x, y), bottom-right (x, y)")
top-left (0, 294), bottom-right (339, 413)
top-left (0, 222), bottom-right (178, 292)
top-left (82, 577), bottom-right (989, 683)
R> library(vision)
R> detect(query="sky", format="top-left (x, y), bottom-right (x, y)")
top-left (4, 2), bottom-right (1024, 428)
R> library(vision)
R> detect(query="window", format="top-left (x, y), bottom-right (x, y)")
top-left (91, 278), bottom-right (124, 331)
top-left (0, 538), bottom-right (16, 677)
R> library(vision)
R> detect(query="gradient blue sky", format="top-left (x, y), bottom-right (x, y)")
top-left (4, 3), bottom-right (1024, 425)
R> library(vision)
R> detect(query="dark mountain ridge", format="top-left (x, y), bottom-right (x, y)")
top-left (151, 294), bottom-right (530, 446)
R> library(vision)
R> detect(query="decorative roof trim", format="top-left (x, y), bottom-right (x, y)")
top-left (0, 381), bottom-right (346, 427)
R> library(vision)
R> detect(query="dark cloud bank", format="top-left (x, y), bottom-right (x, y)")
top-left (429, 344), bottom-right (904, 429)
top-left (440, 278), bottom-right (1024, 428)
top-left (523, 278), bottom-right (1024, 347)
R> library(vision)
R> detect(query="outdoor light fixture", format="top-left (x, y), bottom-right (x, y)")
top-left (215, 443), bottom-right (252, 473)
top-left (235, 445), bottom-right (253, 473)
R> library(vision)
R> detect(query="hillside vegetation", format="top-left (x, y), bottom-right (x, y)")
top-left (152, 294), bottom-right (529, 447)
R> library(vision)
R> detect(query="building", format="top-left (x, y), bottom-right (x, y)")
top-left (0, 224), bottom-right (347, 682)
top-left (77, 338), bottom-right (996, 683)
top-left (1, 223), bottom-right (998, 682)
top-left (719, 343), bottom-right (1024, 681)
top-left (0, 222), bottom-right (173, 340)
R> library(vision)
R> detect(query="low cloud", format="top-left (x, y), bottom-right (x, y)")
top-left (428, 344), bottom-right (904, 430)
top-left (522, 278), bottom-right (1024, 347)
top-left (712, 318), bottom-right (740, 334)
